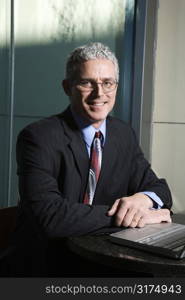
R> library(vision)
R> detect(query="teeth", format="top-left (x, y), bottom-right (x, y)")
top-left (93, 103), bottom-right (104, 106)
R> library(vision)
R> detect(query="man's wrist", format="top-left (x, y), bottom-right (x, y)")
top-left (136, 193), bottom-right (153, 208)
top-left (142, 191), bottom-right (164, 209)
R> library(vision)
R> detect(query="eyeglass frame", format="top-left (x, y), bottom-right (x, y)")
top-left (73, 78), bottom-right (118, 93)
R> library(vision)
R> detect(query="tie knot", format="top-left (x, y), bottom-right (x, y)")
top-left (95, 131), bottom-right (101, 139)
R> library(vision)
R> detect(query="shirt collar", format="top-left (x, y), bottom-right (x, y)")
top-left (70, 106), bottom-right (106, 147)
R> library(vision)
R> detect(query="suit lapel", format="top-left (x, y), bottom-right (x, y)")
top-left (59, 108), bottom-right (89, 199)
top-left (69, 132), bottom-right (89, 178)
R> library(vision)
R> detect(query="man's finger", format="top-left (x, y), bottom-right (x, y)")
top-left (161, 209), bottom-right (172, 223)
top-left (107, 199), bottom-right (120, 216)
top-left (114, 202), bottom-right (128, 226)
top-left (120, 208), bottom-right (137, 227)
top-left (129, 212), bottom-right (142, 228)
top-left (137, 217), bottom-right (146, 228)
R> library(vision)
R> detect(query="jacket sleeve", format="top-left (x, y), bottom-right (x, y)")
top-left (127, 128), bottom-right (172, 209)
top-left (16, 126), bottom-right (113, 239)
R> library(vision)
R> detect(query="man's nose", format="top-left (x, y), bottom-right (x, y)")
top-left (93, 83), bottom-right (104, 96)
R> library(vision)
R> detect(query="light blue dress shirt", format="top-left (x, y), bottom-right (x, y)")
top-left (71, 107), bottom-right (163, 209)
top-left (81, 120), bottom-right (106, 156)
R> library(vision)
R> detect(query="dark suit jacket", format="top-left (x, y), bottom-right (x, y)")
top-left (16, 106), bottom-right (172, 241)
top-left (3, 106), bottom-right (172, 276)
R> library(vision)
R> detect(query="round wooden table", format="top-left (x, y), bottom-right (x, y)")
top-left (67, 214), bottom-right (185, 277)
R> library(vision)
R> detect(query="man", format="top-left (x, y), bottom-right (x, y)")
top-left (15, 42), bottom-right (172, 276)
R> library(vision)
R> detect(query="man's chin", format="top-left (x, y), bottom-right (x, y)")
top-left (80, 110), bottom-right (108, 127)
top-left (88, 111), bottom-right (107, 121)
top-left (88, 117), bottom-right (106, 128)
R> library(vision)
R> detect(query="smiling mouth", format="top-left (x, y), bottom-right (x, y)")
top-left (88, 102), bottom-right (107, 106)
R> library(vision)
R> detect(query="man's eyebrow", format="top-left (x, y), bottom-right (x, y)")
top-left (79, 77), bottom-right (116, 81)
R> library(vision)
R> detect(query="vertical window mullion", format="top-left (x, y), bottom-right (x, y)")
top-left (7, 0), bottom-right (15, 206)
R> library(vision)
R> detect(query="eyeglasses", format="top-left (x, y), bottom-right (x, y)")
top-left (75, 79), bottom-right (118, 93)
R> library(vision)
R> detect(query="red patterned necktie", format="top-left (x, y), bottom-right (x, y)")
top-left (83, 131), bottom-right (102, 204)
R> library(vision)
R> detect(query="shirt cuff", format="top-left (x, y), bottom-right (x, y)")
top-left (142, 191), bottom-right (164, 209)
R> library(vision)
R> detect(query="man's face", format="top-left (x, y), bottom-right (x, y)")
top-left (66, 59), bottom-right (118, 128)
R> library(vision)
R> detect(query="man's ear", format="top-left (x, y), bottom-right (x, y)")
top-left (62, 79), bottom-right (72, 96)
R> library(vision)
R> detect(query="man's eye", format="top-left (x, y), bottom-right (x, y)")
top-left (80, 80), bottom-right (92, 87)
top-left (103, 81), bottom-right (113, 87)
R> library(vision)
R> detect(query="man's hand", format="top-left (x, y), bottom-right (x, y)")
top-left (107, 193), bottom-right (171, 227)
top-left (135, 208), bottom-right (172, 227)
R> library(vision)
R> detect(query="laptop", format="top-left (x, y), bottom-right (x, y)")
top-left (109, 222), bottom-right (185, 259)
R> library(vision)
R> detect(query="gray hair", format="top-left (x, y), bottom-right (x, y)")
top-left (65, 42), bottom-right (119, 81)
